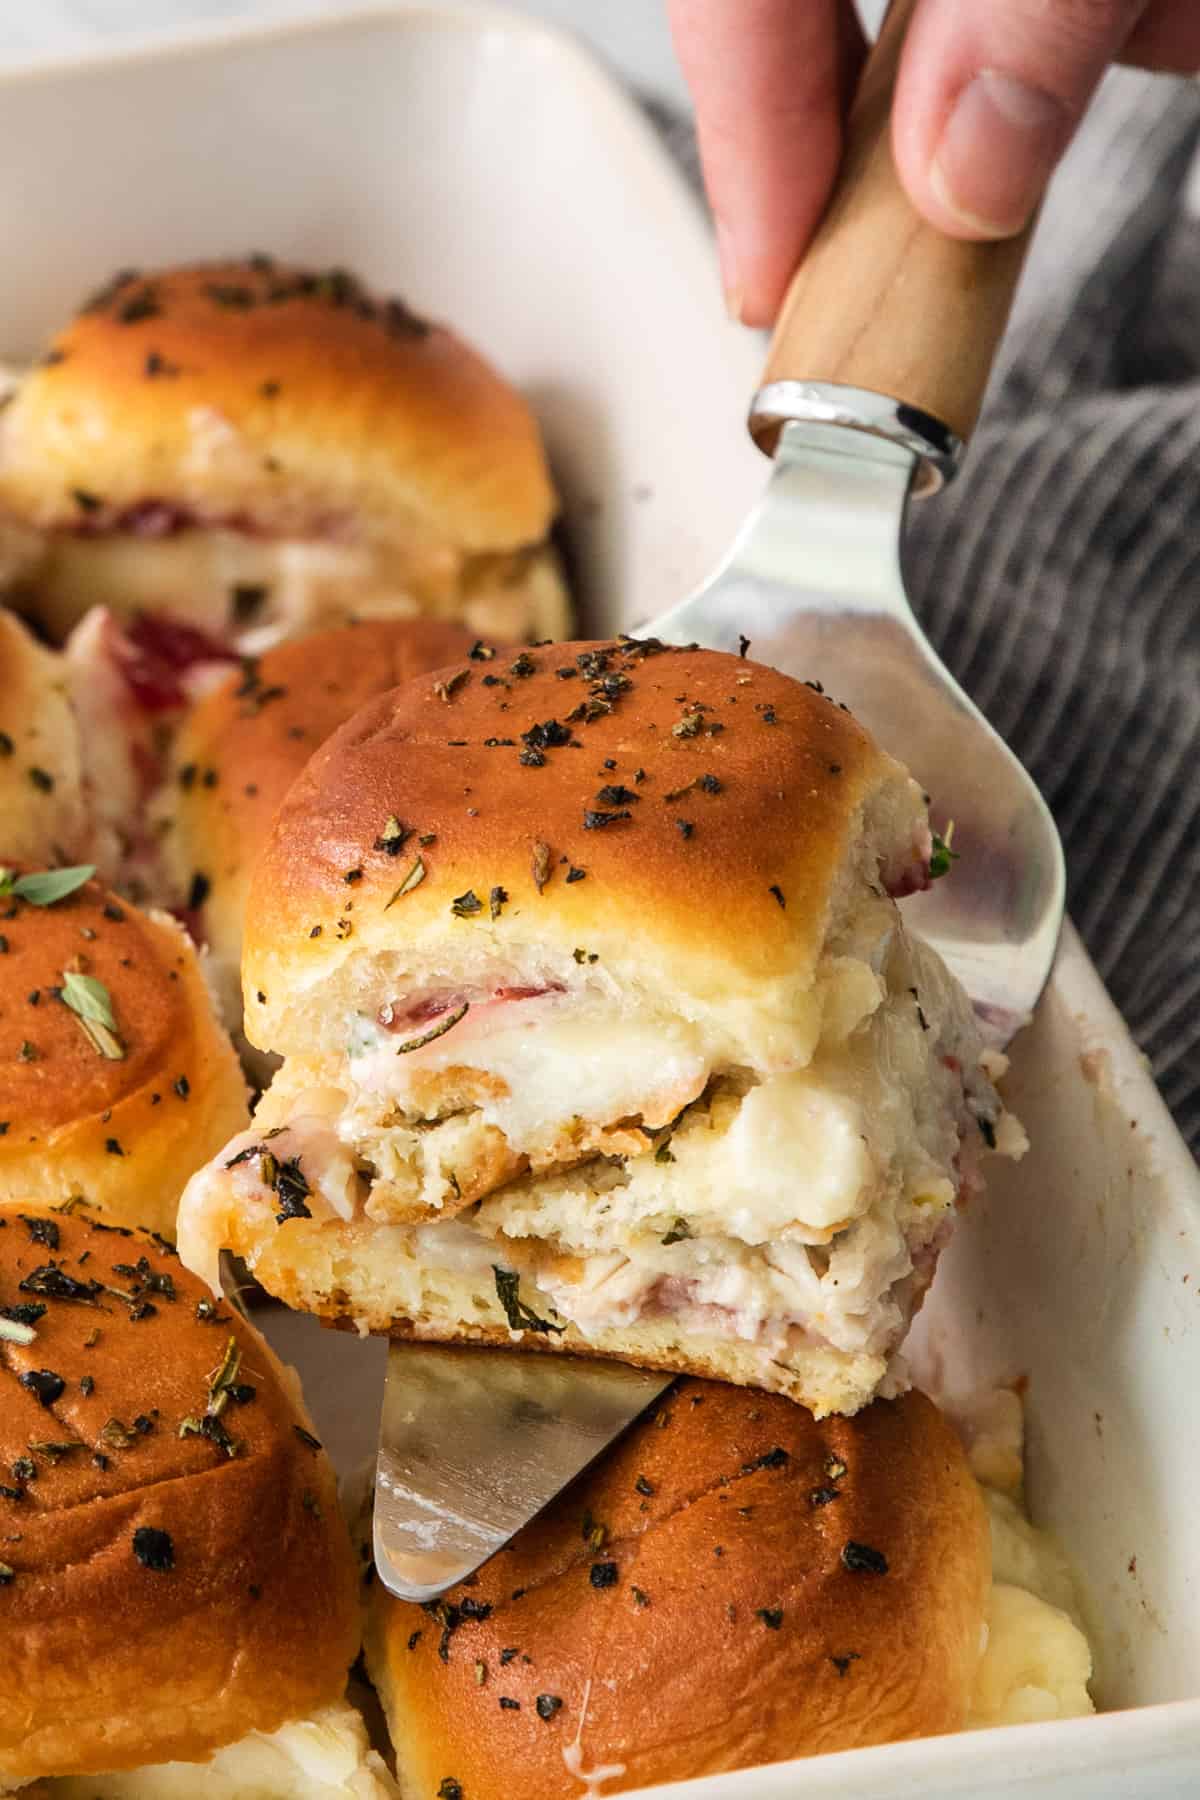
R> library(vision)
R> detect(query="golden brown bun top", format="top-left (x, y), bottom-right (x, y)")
top-left (0, 871), bottom-right (212, 1137)
top-left (0, 259), bottom-right (557, 551)
top-left (370, 1382), bottom-right (988, 1798)
top-left (169, 617), bottom-right (480, 942)
top-left (244, 639), bottom-right (926, 1051)
top-left (0, 1199), bottom-right (359, 1779)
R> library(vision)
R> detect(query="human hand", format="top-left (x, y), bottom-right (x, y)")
top-left (668, 0), bottom-right (1200, 325)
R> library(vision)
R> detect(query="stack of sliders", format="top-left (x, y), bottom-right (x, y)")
top-left (0, 257), bottom-right (567, 903)
top-left (180, 636), bottom-right (1024, 1417)
top-left (0, 245), bottom-right (1094, 1787)
top-left (0, 1199), bottom-right (396, 1797)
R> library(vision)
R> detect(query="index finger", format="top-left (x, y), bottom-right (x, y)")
top-left (668, 0), bottom-right (866, 327)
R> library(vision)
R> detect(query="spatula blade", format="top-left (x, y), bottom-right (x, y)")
top-left (373, 1344), bottom-right (671, 1603)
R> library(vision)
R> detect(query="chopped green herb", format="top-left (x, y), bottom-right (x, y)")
top-left (21, 1370), bottom-right (65, 1408)
top-left (374, 815), bottom-right (410, 855)
top-left (929, 828), bottom-right (959, 880)
top-left (756, 1607), bottom-right (784, 1629)
top-left (0, 865), bottom-right (94, 906)
top-left (661, 1218), bottom-right (691, 1245)
top-left (385, 856), bottom-right (426, 907)
top-left (59, 970), bottom-right (125, 1060)
top-left (742, 1447), bottom-right (789, 1473)
top-left (132, 1526), bottom-right (174, 1571)
top-left (433, 668), bottom-right (471, 703)
top-left (393, 1000), bottom-right (470, 1056)
top-left (492, 1267), bottom-right (565, 1336)
top-left (19, 1216), bottom-right (59, 1251)
top-left (451, 890), bottom-right (483, 918)
top-left (842, 1540), bottom-right (888, 1575)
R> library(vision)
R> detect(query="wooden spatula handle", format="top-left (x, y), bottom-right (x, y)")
top-left (750, 0), bottom-right (1032, 461)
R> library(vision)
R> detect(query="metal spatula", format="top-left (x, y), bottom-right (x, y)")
top-left (650, 0), bottom-right (1063, 1043)
top-left (373, 0), bottom-right (1064, 1604)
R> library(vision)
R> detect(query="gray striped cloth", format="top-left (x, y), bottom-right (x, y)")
top-left (651, 70), bottom-right (1200, 1158)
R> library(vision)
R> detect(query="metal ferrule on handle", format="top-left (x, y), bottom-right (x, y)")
top-left (749, 381), bottom-right (963, 495)
top-left (750, 0), bottom-right (1033, 498)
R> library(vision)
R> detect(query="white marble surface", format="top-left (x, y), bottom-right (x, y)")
top-left (0, 0), bottom-right (692, 107)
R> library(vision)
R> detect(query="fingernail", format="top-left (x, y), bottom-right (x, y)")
top-left (931, 69), bottom-right (1067, 236)
top-left (714, 217), bottom-right (743, 322)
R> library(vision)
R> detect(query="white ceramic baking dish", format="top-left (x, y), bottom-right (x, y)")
top-left (2, 7), bottom-right (1199, 1796)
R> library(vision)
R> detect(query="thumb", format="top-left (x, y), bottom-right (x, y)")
top-left (893, 0), bottom-right (1150, 238)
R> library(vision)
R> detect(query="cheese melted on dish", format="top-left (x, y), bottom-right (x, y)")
top-left (962, 1389), bottom-right (1095, 1729)
top-left (39, 1700), bottom-right (398, 1799)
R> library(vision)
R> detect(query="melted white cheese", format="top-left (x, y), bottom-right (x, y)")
top-left (966, 1415), bottom-right (1095, 1729)
top-left (44, 1700), bottom-right (399, 1798)
top-left (41, 529), bottom-right (394, 649)
top-left (349, 997), bottom-right (716, 1145)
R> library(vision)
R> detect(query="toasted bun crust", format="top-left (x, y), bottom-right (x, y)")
top-left (367, 1382), bottom-right (989, 1795)
top-left (0, 873), bottom-right (248, 1238)
top-left (0, 261), bottom-right (556, 554)
top-left (0, 611), bottom-right (89, 864)
top-left (242, 640), bottom-right (928, 1056)
top-left (0, 1200), bottom-right (359, 1782)
top-left (162, 618), bottom-right (479, 1024)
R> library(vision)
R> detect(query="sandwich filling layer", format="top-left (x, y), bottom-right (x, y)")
top-left (20, 526), bottom-right (567, 650)
top-left (181, 906), bottom-right (1020, 1412)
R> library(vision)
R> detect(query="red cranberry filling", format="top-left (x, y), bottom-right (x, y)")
top-left (113, 613), bottom-right (239, 712)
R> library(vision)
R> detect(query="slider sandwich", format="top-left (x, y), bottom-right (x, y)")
top-left (0, 604), bottom-right (239, 901)
top-left (0, 867), bottom-right (248, 1239)
top-left (0, 258), bottom-right (568, 649)
top-left (180, 639), bottom-right (1023, 1417)
top-left (367, 1380), bottom-right (1093, 1796)
top-left (367, 1380), bottom-right (1092, 1795)
top-left (0, 1200), bottom-right (396, 1797)
top-left (158, 617), bottom-right (479, 1037)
